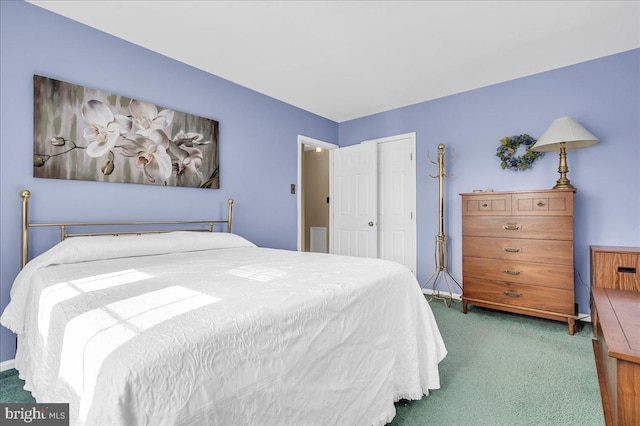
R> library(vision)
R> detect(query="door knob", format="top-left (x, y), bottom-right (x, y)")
top-left (368, 221), bottom-right (374, 227)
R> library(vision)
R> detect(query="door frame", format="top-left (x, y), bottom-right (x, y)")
top-left (297, 135), bottom-right (338, 252)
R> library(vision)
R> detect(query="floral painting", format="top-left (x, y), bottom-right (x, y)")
top-left (33, 75), bottom-right (219, 189)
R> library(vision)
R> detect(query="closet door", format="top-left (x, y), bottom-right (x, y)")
top-left (330, 141), bottom-right (378, 258)
top-left (330, 133), bottom-right (416, 275)
top-left (377, 135), bottom-right (416, 274)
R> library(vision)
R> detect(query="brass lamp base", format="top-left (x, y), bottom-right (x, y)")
top-left (552, 144), bottom-right (577, 191)
top-left (552, 179), bottom-right (575, 190)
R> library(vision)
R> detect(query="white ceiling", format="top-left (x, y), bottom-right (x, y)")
top-left (28, 1), bottom-right (640, 123)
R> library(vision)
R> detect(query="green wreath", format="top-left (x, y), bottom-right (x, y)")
top-left (496, 134), bottom-right (544, 171)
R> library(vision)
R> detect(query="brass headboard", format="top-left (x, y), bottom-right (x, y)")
top-left (20, 189), bottom-right (234, 268)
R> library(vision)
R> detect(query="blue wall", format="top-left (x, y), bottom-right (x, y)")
top-left (0, 1), bottom-right (338, 363)
top-left (340, 48), bottom-right (640, 320)
top-left (1, 1), bottom-right (639, 364)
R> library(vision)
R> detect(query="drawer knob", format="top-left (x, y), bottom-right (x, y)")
top-left (537, 201), bottom-right (546, 207)
top-left (503, 269), bottom-right (522, 276)
top-left (503, 291), bottom-right (523, 298)
top-left (482, 203), bottom-right (488, 207)
top-left (503, 223), bottom-right (521, 231)
top-left (503, 247), bottom-right (521, 253)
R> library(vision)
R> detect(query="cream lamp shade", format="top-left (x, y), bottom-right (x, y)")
top-left (532, 117), bottom-right (599, 151)
top-left (532, 117), bottom-right (599, 190)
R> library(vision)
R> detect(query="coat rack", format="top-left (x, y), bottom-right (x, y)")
top-left (422, 143), bottom-right (462, 307)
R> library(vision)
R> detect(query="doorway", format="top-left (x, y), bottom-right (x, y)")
top-left (297, 135), bottom-right (338, 252)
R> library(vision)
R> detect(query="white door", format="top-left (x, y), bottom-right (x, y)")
top-left (330, 141), bottom-right (378, 258)
top-left (376, 135), bottom-right (416, 274)
top-left (330, 133), bottom-right (416, 274)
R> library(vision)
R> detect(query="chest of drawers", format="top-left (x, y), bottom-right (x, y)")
top-left (461, 189), bottom-right (577, 334)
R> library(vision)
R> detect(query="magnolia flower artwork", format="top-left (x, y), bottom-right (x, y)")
top-left (33, 75), bottom-right (219, 189)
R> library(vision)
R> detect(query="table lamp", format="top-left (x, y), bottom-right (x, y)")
top-left (531, 117), bottom-right (599, 190)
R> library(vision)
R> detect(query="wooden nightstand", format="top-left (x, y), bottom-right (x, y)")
top-left (591, 287), bottom-right (640, 425)
top-left (590, 245), bottom-right (640, 338)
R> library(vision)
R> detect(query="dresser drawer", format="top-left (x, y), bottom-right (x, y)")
top-left (591, 249), bottom-right (640, 292)
top-left (511, 191), bottom-right (573, 216)
top-left (463, 277), bottom-right (575, 314)
top-left (462, 216), bottom-right (573, 240)
top-left (463, 256), bottom-right (574, 289)
top-left (462, 193), bottom-right (511, 216)
top-left (463, 236), bottom-right (573, 265)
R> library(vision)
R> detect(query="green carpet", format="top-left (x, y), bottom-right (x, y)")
top-left (0, 299), bottom-right (603, 425)
top-left (391, 300), bottom-right (603, 426)
top-left (0, 367), bottom-right (35, 403)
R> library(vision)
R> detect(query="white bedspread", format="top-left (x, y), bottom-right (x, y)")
top-left (1, 233), bottom-right (446, 426)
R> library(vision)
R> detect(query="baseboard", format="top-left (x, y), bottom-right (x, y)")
top-left (0, 359), bottom-right (15, 372)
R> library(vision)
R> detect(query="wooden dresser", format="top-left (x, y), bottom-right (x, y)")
top-left (590, 246), bottom-right (640, 338)
top-left (461, 189), bottom-right (577, 334)
top-left (592, 287), bottom-right (640, 426)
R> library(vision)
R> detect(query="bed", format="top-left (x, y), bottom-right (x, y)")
top-left (1, 190), bottom-right (447, 426)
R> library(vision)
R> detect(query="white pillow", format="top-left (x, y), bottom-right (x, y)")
top-left (40, 231), bottom-right (256, 265)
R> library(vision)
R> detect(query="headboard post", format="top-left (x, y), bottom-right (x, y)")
top-left (20, 190), bottom-right (31, 268)
top-left (228, 199), bottom-right (234, 233)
